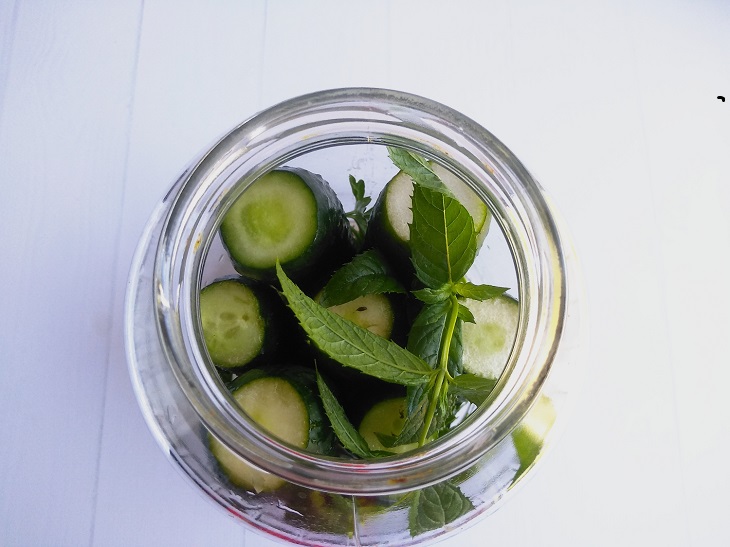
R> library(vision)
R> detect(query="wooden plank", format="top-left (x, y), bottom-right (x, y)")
top-left (91, 1), bottom-right (266, 546)
top-left (0, 1), bottom-right (144, 544)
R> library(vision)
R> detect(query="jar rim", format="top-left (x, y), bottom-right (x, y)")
top-left (151, 87), bottom-right (567, 494)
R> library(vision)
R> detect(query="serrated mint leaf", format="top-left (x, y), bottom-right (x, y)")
top-left (374, 432), bottom-right (399, 448)
top-left (407, 301), bottom-right (464, 377)
top-left (408, 482), bottom-right (475, 537)
top-left (316, 372), bottom-right (373, 458)
top-left (412, 286), bottom-right (451, 304)
top-left (451, 373), bottom-right (497, 406)
top-left (387, 147), bottom-right (449, 193)
top-left (277, 262), bottom-right (432, 386)
top-left (346, 175), bottom-right (373, 247)
top-left (453, 281), bottom-right (509, 301)
top-left (410, 183), bottom-right (477, 288)
top-left (319, 250), bottom-right (405, 307)
top-left (457, 302), bottom-right (476, 324)
top-left (394, 384), bottom-right (431, 445)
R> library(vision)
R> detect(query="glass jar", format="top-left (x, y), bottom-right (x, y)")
top-left (126, 88), bottom-right (584, 545)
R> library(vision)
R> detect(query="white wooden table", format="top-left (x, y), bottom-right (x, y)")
top-left (2, 1), bottom-right (729, 546)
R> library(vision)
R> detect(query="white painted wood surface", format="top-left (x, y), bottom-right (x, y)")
top-left (1, 1), bottom-right (729, 546)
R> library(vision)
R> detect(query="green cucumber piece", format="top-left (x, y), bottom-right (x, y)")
top-left (324, 293), bottom-right (395, 339)
top-left (220, 167), bottom-right (353, 286)
top-left (200, 279), bottom-right (266, 368)
top-left (367, 162), bottom-right (490, 278)
top-left (512, 395), bottom-right (556, 480)
top-left (358, 397), bottom-right (417, 454)
top-left (210, 375), bottom-right (309, 493)
top-left (200, 278), bottom-right (298, 369)
top-left (461, 294), bottom-right (519, 380)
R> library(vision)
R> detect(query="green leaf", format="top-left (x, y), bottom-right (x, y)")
top-left (318, 250), bottom-right (405, 307)
top-left (374, 432), bottom-right (399, 449)
top-left (407, 301), bottom-right (464, 377)
top-left (410, 183), bottom-right (477, 288)
top-left (345, 175), bottom-right (373, 247)
top-left (412, 285), bottom-right (451, 304)
top-left (393, 383), bottom-right (431, 445)
top-left (451, 373), bottom-right (498, 406)
top-left (277, 262), bottom-right (433, 386)
top-left (386, 147), bottom-right (449, 193)
top-left (453, 281), bottom-right (509, 301)
top-left (457, 302), bottom-right (476, 324)
top-left (316, 372), bottom-right (373, 458)
top-left (408, 482), bottom-right (475, 537)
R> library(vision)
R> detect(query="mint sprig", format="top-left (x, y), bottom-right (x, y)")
top-left (405, 155), bottom-right (509, 446)
top-left (345, 175), bottom-right (372, 247)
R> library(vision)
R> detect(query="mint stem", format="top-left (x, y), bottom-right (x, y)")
top-left (418, 294), bottom-right (460, 446)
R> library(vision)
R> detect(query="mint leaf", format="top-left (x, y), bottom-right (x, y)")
top-left (319, 250), bottom-right (405, 307)
top-left (457, 302), bottom-right (476, 324)
top-left (411, 286), bottom-right (451, 304)
top-left (316, 372), bottom-right (373, 458)
top-left (345, 175), bottom-right (373, 247)
top-left (451, 373), bottom-right (497, 406)
top-left (408, 482), bottom-right (474, 537)
top-left (277, 262), bottom-right (433, 386)
top-left (386, 147), bottom-right (449, 193)
top-left (410, 183), bottom-right (477, 288)
top-left (393, 383), bottom-right (431, 445)
top-left (407, 300), bottom-right (464, 377)
top-left (453, 281), bottom-right (509, 301)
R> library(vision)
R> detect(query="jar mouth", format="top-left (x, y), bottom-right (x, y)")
top-left (152, 88), bottom-right (567, 495)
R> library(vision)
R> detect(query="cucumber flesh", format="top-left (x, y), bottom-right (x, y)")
top-left (512, 394), bottom-right (556, 478)
top-left (210, 376), bottom-right (309, 493)
top-left (382, 163), bottom-right (490, 246)
top-left (200, 279), bottom-right (265, 368)
top-left (358, 397), bottom-right (417, 454)
top-left (461, 294), bottom-right (519, 380)
top-left (222, 170), bottom-right (316, 268)
top-left (324, 293), bottom-right (395, 339)
top-left (220, 167), bottom-right (352, 285)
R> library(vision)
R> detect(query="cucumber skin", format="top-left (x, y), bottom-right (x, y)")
top-left (364, 181), bottom-right (413, 284)
top-left (204, 277), bottom-right (307, 372)
top-left (221, 167), bottom-right (355, 291)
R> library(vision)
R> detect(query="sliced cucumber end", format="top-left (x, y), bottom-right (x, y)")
top-left (221, 170), bottom-right (319, 270)
top-left (512, 395), bottom-right (557, 476)
top-left (210, 376), bottom-right (310, 493)
top-left (325, 293), bottom-right (395, 339)
top-left (462, 295), bottom-right (519, 380)
top-left (358, 397), bottom-right (418, 454)
top-left (200, 280), bottom-right (265, 368)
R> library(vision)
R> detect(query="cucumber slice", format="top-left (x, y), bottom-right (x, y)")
top-left (368, 162), bottom-right (490, 277)
top-left (210, 376), bottom-right (309, 493)
top-left (220, 167), bottom-right (352, 286)
top-left (199, 279), bottom-right (265, 368)
top-left (358, 397), bottom-right (417, 454)
top-left (461, 294), bottom-right (519, 380)
top-left (324, 293), bottom-right (395, 339)
top-left (512, 395), bottom-right (556, 479)
top-left (200, 278), bottom-right (299, 369)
